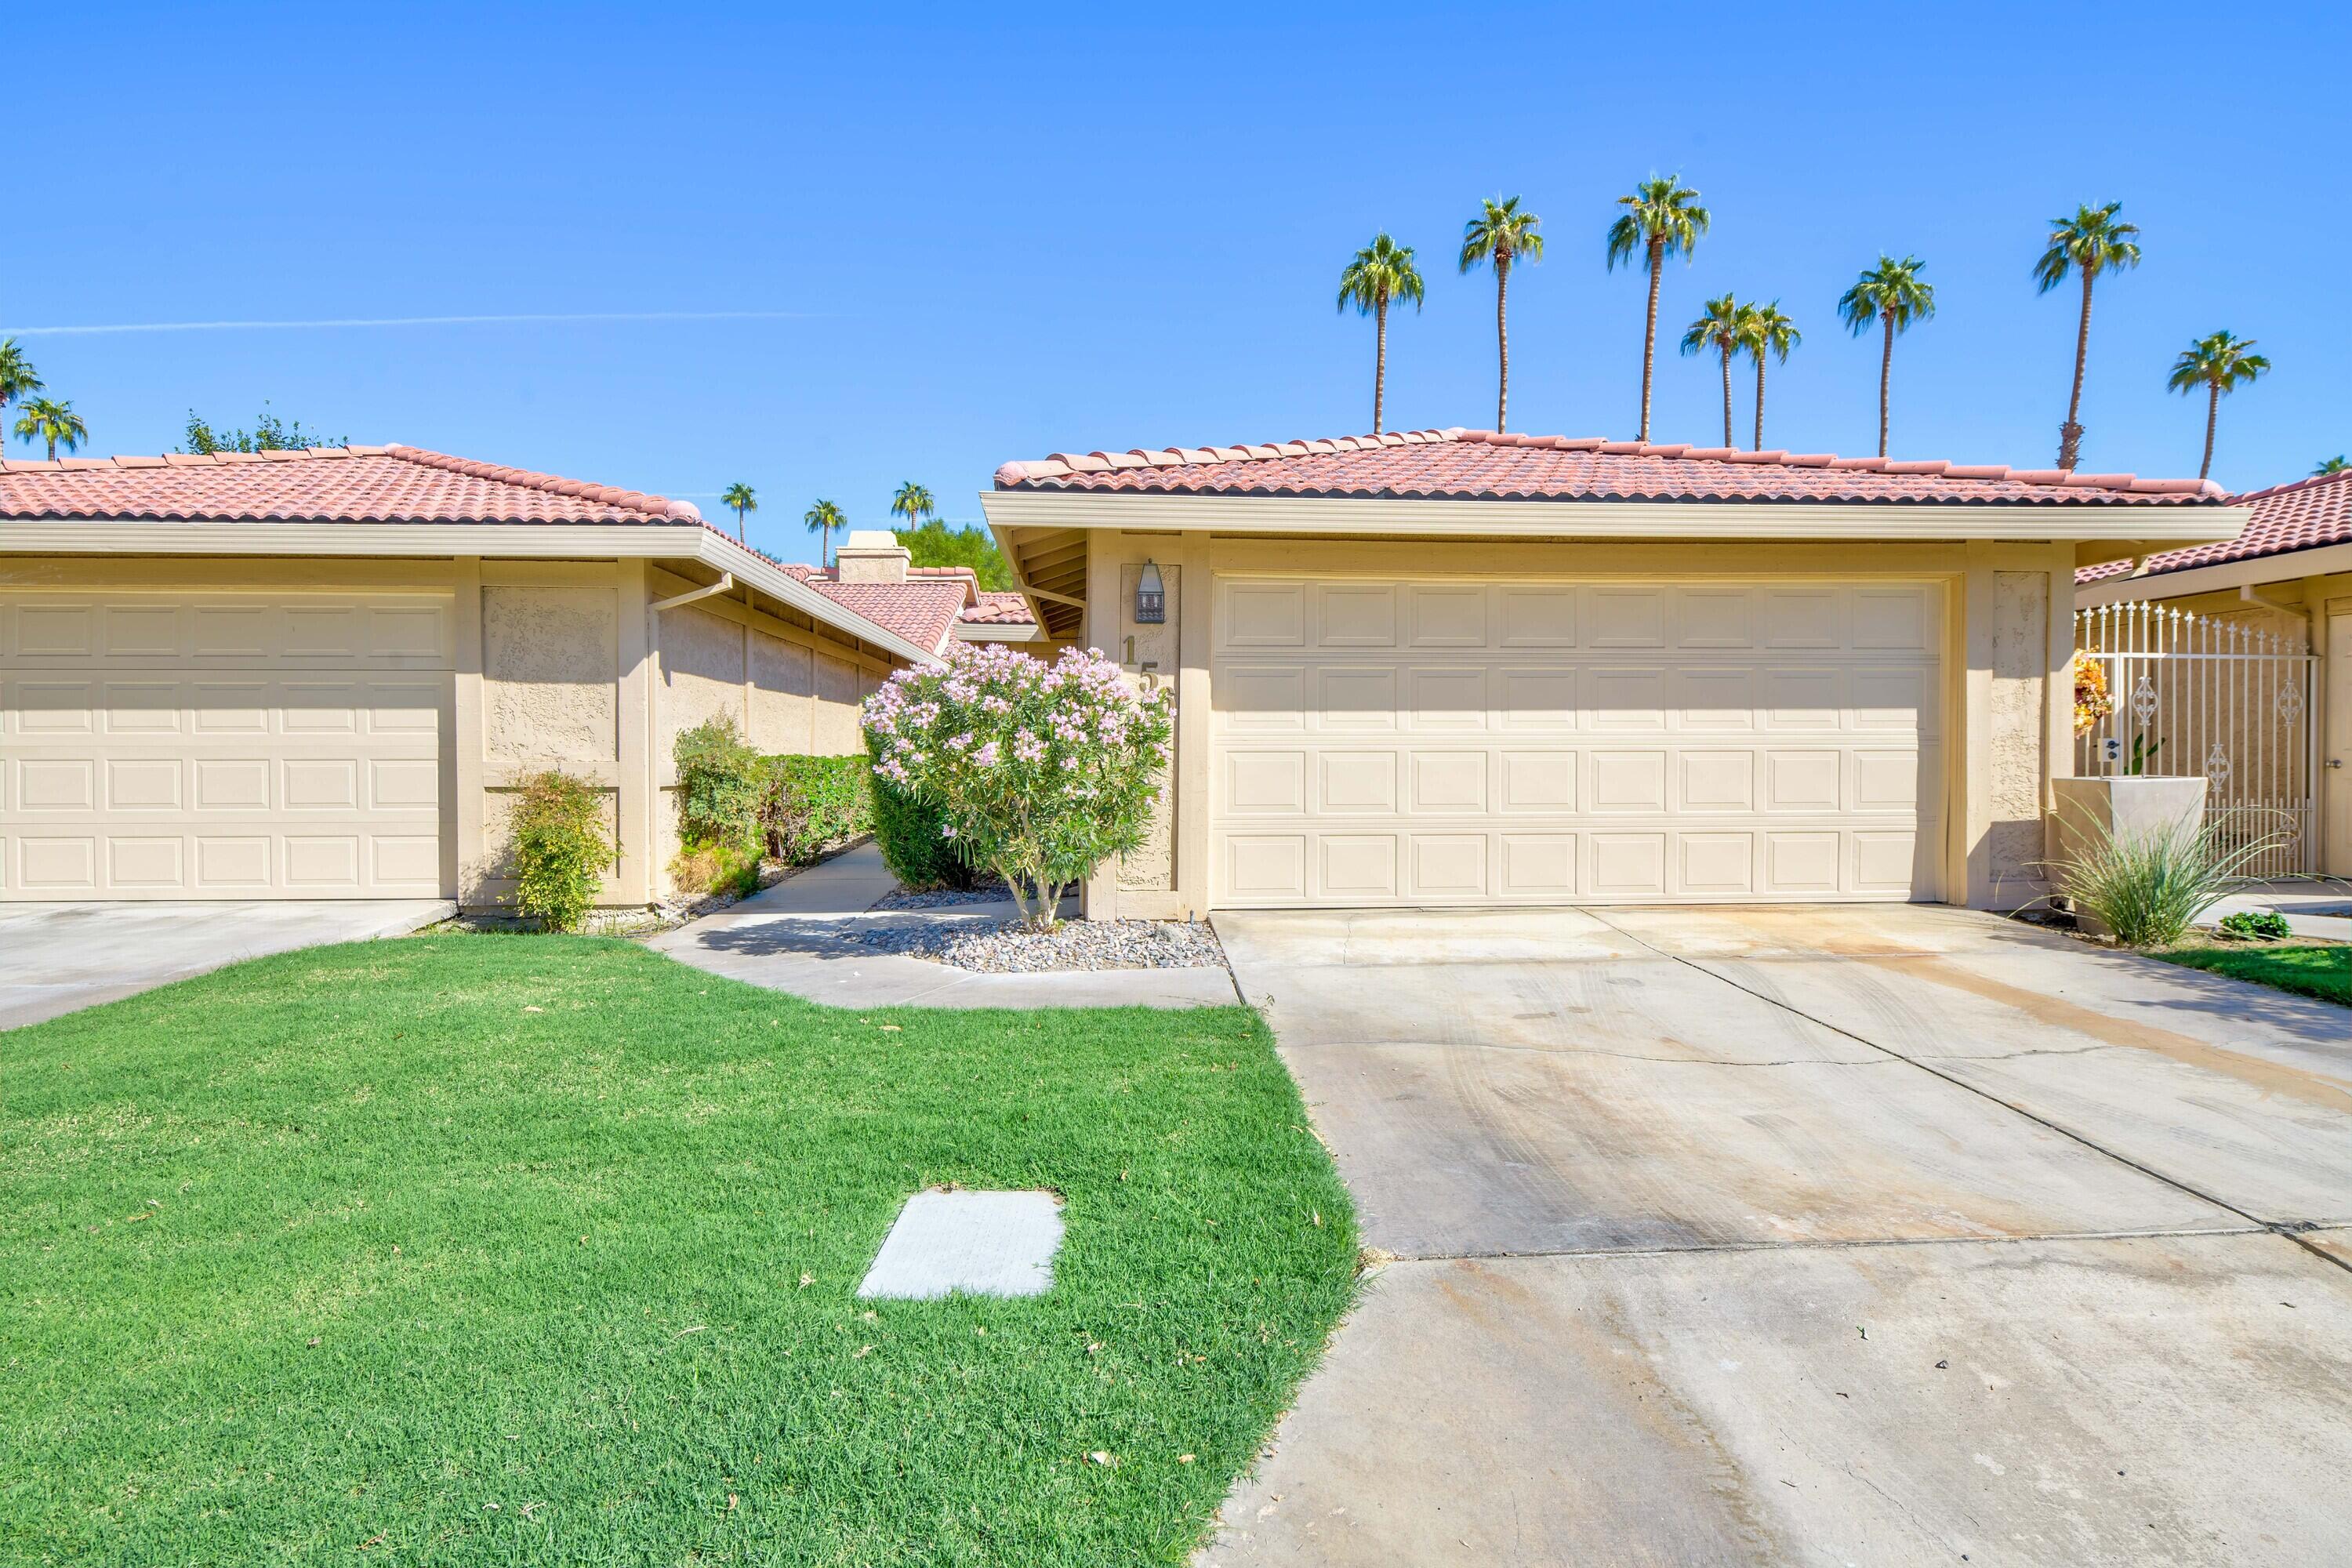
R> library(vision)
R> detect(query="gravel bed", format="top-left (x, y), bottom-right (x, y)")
top-left (851, 916), bottom-right (1227, 974)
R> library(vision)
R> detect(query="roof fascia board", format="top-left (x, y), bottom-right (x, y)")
top-left (980, 489), bottom-right (2246, 546)
top-left (2075, 542), bottom-right (2352, 607)
top-left (0, 518), bottom-right (942, 666)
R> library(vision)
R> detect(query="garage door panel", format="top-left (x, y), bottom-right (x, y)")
top-left (2, 589), bottom-right (451, 900)
top-left (1213, 575), bottom-right (1944, 909)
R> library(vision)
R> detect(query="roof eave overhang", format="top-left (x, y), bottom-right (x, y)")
top-left (2075, 540), bottom-right (2352, 607)
top-left (979, 488), bottom-right (2248, 548)
top-left (0, 517), bottom-right (944, 666)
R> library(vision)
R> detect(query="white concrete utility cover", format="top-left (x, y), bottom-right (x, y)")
top-left (857, 1189), bottom-right (1064, 1300)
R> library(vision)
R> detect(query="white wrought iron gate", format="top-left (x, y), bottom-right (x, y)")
top-left (2074, 601), bottom-right (2319, 876)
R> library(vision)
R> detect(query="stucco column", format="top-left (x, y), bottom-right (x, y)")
top-left (615, 558), bottom-right (654, 905)
top-left (1080, 538), bottom-right (1123, 919)
top-left (1173, 530), bottom-right (1213, 919)
top-left (451, 556), bottom-right (485, 904)
top-left (1961, 543), bottom-right (1998, 907)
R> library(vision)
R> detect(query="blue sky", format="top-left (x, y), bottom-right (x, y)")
top-left (10, 2), bottom-right (2345, 564)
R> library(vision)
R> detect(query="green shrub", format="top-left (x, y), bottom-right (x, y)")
top-left (670, 839), bottom-right (763, 899)
top-left (867, 734), bottom-right (980, 891)
top-left (2218, 909), bottom-right (2292, 942)
top-left (508, 770), bottom-right (617, 933)
top-left (673, 716), bottom-right (767, 855)
top-left (2051, 808), bottom-right (2281, 949)
top-left (764, 754), bottom-right (873, 864)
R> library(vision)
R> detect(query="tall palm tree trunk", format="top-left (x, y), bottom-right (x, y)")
top-left (1877, 312), bottom-right (1895, 459)
top-left (2058, 270), bottom-right (2093, 470)
top-left (1374, 296), bottom-right (1388, 434)
top-left (1753, 358), bottom-right (1766, 451)
top-left (1494, 255), bottom-right (1511, 432)
top-left (2200, 383), bottom-right (2219, 479)
top-left (45, 435), bottom-right (56, 462)
top-left (1718, 347), bottom-right (1734, 448)
top-left (1639, 238), bottom-right (1664, 441)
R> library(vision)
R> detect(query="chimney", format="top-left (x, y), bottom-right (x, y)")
top-left (833, 529), bottom-right (910, 584)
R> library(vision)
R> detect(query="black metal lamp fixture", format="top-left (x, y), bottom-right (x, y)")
top-left (1134, 561), bottom-right (1166, 624)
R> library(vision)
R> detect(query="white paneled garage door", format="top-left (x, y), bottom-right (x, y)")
top-left (0, 587), bottom-right (451, 900)
top-left (1210, 575), bottom-right (1944, 907)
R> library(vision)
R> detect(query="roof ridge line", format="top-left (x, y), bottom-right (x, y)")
top-left (2230, 467), bottom-right (2352, 506)
top-left (994, 426), bottom-right (2224, 499)
top-left (379, 443), bottom-right (701, 521)
top-left (0, 444), bottom-right (387, 474)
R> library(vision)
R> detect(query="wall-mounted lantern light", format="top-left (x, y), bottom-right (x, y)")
top-left (1134, 561), bottom-right (1166, 624)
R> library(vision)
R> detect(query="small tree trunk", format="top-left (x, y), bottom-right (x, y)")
top-left (1374, 296), bottom-right (1388, 434)
top-left (1494, 254), bottom-right (1511, 433)
top-left (1878, 312), bottom-right (1895, 459)
top-left (2058, 270), bottom-right (2093, 470)
top-left (1753, 356), bottom-right (1766, 451)
top-left (1639, 239), bottom-right (1664, 441)
top-left (1719, 347), bottom-right (1734, 448)
top-left (2201, 383), bottom-right (2219, 479)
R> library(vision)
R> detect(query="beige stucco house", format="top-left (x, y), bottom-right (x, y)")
top-left (0, 446), bottom-right (1018, 906)
top-left (2076, 466), bottom-right (2352, 874)
top-left (982, 428), bottom-right (2243, 917)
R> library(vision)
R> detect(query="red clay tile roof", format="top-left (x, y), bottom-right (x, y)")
top-left (0, 444), bottom-right (702, 524)
top-left (962, 591), bottom-right (1036, 626)
top-left (782, 564), bottom-right (975, 653)
top-left (2078, 469), bottom-right (2352, 583)
top-left (996, 427), bottom-right (2224, 506)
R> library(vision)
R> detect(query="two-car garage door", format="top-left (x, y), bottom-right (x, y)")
top-left (0, 587), bottom-right (451, 900)
top-left (1210, 576), bottom-right (1944, 908)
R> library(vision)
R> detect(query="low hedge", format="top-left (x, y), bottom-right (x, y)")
top-left (867, 734), bottom-right (980, 891)
top-left (670, 718), bottom-right (877, 882)
top-left (764, 754), bottom-right (872, 865)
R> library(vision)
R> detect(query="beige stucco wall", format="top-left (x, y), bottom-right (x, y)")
top-left (1069, 532), bottom-right (2071, 918)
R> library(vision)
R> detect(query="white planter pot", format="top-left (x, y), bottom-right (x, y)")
top-left (2046, 775), bottom-right (2209, 934)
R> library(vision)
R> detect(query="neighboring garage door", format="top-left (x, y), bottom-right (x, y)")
top-left (1210, 575), bottom-right (1944, 908)
top-left (0, 586), bottom-right (451, 900)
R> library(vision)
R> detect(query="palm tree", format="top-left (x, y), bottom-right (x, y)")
top-left (1740, 302), bottom-right (1800, 451)
top-left (2314, 456), bottom-right (2349, 476)
top-left (1679, 295), bottom-right (1747, 448)
top-left (0, 338), bottom-right (42, 420)
top-left (890, 481), bottom-right (936, 535)
top-left (720, 482), bottom-right (757, 542)
top-left (1606, 175), bottom-right (1710, 442)
top-left (2166, 331), bottom-right (2270, 481)
top-left (1457, 197), bottom-right (1543, 432)
top-left (1838, 255), bottom-right (1936, 459)
top-left (1337, 232), bottom-right (1426, 434)
top-left (2034, 201), bottom-right (2143, 471)
top-left (11, 397), bottom-right (87, 463)
top-left (804, 499), bottom-right (846, 568)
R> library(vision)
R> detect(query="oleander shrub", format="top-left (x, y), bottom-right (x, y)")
top-left (864, 643), bottom-right (1172, 928)
top-left (764, 754), bottom-right (873, 865)
top-left (867, 732), bottom-right (980, 891)
top-left (507, 769), bottom-right (617, 933)
top-left (673, 716), bottom-right (767, 855)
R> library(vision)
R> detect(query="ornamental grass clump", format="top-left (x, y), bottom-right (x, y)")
top-left (2050, 808), bottom-right (2280, 949)
top-left (863, 644), bottom-right (1173, 928)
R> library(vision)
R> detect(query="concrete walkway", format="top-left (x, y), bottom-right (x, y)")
top-left (0, 898), bottom-right (454, 1030)
top-left (1201, 902), bottom-right (2352, 1566)
top-left (650, 843), bottom-right (1240, 1008)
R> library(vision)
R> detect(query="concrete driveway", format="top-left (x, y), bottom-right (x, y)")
top-left (0, 899), bottom-right (452, 1029)
top-left (1203, 903), bottom-right (2352, 1566)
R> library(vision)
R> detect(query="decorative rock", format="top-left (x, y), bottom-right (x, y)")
top-left (851, 917), bottom-right (1226, 974)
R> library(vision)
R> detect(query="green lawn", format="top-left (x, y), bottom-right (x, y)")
top-left (0, 938), bottom-right (1358, 1566)
top-left (2152, 938), bottom-right (2351, 1006)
